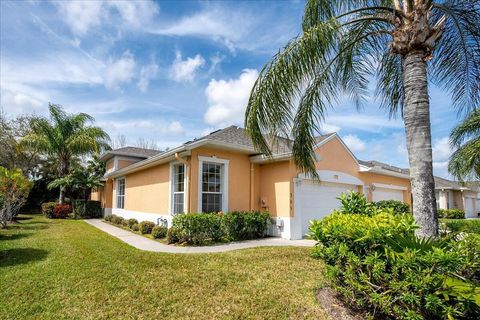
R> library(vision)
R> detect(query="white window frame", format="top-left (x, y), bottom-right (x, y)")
top-left (116, 177), bottom-right (126, 209)
top-left (198, 156), bottom-right (229, 213)
top-left (169, 162), bottom-right (187, 215)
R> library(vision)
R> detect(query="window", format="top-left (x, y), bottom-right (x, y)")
top-left (172, 164), bottom-right (185, 215)
top-left (116, 178), bottom-right (125, 209)
top-left (201, 162), bottom-right (223, 212)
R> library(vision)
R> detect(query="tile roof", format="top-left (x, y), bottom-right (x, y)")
top-left (102, 146), bottom-right (163, 160)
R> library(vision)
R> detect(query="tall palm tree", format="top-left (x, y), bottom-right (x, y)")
top-left (448, 109), bottom-right (480, 181)
top-left (22, 104), bottom-right (110, 204)
top-left (245, 0), bottom-right (479, 237)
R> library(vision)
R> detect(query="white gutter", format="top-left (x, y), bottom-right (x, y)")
top-left (359, 166), bottom-right (410, 179)
top-left (249, 152), bottom-right (293, 163)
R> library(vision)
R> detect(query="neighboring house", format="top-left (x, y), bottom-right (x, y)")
top-left (435, 177), bottom-right (480, 218)
top-left (91, 126), bottom-right (479, 239)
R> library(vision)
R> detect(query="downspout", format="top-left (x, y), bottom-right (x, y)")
top-left (250, 163), bottom-right (255, 211)
top-left (175, 153), bottom-right (190, 213)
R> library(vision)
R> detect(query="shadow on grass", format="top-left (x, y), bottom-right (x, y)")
top-left (14, 216), bottom-right (33, 221)
top-left (0, 233), bottom-right (32, 241)
top-left (0, 248), bottom-right (49, 267)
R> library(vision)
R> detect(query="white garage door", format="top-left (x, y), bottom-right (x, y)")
top-left (372, 187), bottom-right (404, 202)
top-left (296, 180), bottom-right (356, 237)
top-left (465, 197), bottom-right (474, 217)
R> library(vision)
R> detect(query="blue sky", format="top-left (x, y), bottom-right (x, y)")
top-left (0, 0), bottom-right (460, 178)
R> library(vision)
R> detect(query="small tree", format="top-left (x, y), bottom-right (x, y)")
top-left (0, 167), bottom-right (33, 228)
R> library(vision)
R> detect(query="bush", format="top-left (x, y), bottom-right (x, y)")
top-left (53, 204), bottom-right (72, 219)
top-left (104, 214), bottom-right (112, 222)
top-left (152, 225), bottom-right (168, 239)
top-left (131, 223), bottom-right (139, 232)
top-left (72, 200), bottom-right (102, 218)
top-left (442, 219), bottom-right (480, 235)
top-left (110, 215), bottom-right (124, 225)
top-left (439, 208), bottom-right (465, 219)
top-left (138, 221), bottom-right (155, 234)
top-left (309, 211), bottom-right (480, 319)
top-left (337, 191), bottom-right (375, 215)
top-left (167, 226), bottom-right (181, 244)
top-left (172, 213), bottom-right (222, 245)
top-left (41, 202), bottom-right (57, 219)
top-left (374, 200), bottom-right (410, 214)
top-left (126, 218), bottom-right (138, 229)
top-left (221, 211), bottom-right (270, 240)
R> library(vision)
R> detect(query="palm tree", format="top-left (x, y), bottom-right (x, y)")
top-left (22, 104), bottom-right (110, 204)
top-left (245, 0), bottom-right (479, 237)
top-left (448, 109), bottom-right (480, 181)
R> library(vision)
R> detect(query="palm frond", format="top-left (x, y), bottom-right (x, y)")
top-left (450, 109), bottom-right (480, 147)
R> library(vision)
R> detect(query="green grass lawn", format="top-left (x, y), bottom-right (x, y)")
top-left (0, 214), bottom-right (326, 320)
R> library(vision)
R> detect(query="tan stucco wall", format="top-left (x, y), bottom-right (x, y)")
top-left (104, 179), bottom-right (113, 209)
top-left (314, 136), bottom-right (412, 204)
top-left (118, 159), bottom-right (137, 170)
top-left (189, 147), bottom-right (252, 212)
top-left (258, 161), bottom-right (292, 217)
top-left (91, 187), bottom-right (102, 201)
top-left (106, 159), bottom-right (114, 173)
top-left (123, 164), bottom-right (170, 214)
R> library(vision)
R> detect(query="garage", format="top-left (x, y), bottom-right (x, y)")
top-left (372, 186), bottom-right (404, 202)
top-left (294, 180), bottom-right (357, 238)
top-left (465, 197), bottom-right (474, 218)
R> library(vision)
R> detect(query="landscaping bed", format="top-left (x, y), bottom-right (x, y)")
top-left (0, 214), bottom-right (327, 319)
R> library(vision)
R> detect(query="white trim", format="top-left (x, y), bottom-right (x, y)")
top-left (115, 176), bottom-right (126, 209)
top-left (359, 166), bottom-right (410, 179)
top-left (372, 183), bottom-right (408, 191)
top-left (169, 161), bottom-right (187, 215)
top-left (112, 208), bottom-right (172, 226)
top-left (297, 170), bottom-right (364, 186)
top-left (197, 156), bottom-right (229, 212)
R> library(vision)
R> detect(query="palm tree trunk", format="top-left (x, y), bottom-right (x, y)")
top-left (402, 50), bottom-right (438, 237)
top-left (58, 157), bottom-right (69, 205)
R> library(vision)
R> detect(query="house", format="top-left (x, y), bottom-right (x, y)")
top-left (435, 177), bottom-right (479, 218)
top-left (91, 126), bottom-right (479, 239)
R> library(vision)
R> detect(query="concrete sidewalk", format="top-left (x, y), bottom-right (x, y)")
top-left (85, 219), bottom-right (315, 254)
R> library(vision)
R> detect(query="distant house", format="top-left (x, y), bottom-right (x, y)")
top-left (91, 126), bottom-right (479, 239)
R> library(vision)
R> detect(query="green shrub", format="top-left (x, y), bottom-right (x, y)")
top-left (131, 223), bottom-right (139, 232)
top-left (374, 199), bottom-right (410, 214)
top-left (172, 213), bottom-right (222, 245)
top-left (53, 204), bottom-right (72, 218)
top-left (337, 191), bottom-right (375, 215)
top-left (138, 221), bottom-right (155, 234)
top-left (442, 219), bottom-right (480, 234)
top-left (110, 215), bottom-right (124, 225)
top-left (41, 202), bottom-right (57, 218)
top-left (126, 218), bottom-right (138, 229)
top-left (309, 211), bottom-right (480, 319)
top-left (167, 226), bottom-right (180, 244)
top-left (439, 208), bottom-right (465, 219)
top-left (72, 200), bottom-right (102, 218)
top-left (152, 225), bottom-right (167, 239)
top-left (104, 214), bottom-right (112, 222)
top-left (221, 211), bottom-right (270, 240)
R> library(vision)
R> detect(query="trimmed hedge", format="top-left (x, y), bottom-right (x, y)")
top-left (53, 204), bottom-right (72, 219)
top-left (72, 200), bottom-right (102, 218)
top-left (438, 208), bottom-right (465, 219)
top-left (41, 202), bottom-right (57, 218)
top-left (138, 221), bottom-right (155, 234)
top-left (170, 211), bottom-right (270, 245)
top-left (221, 211), bottom-right (270, 240)
top-left (126, 218), bottom-right (138, 228)
top-left (309, 211), bottom-right (480, 319)
top-left (373, 200), bottom-right (410, 214)
top-left (152, 225), bottom-right (167, 239)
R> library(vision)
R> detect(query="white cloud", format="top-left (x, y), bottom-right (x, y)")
top-left (53, 0), bottom-right (159, 36)
top-left (104, 51), bottom-right (136, 90)
top-left (164, 121), bottom-right (185, 135)
top-left (324, 114), bottom-right (404, 133)
top-left (342, 134), bottom-right (366, 152)
top-left (170, 52), bottom-right (205, 83)
top-left (137, 63), bottom-right (159, 92)
top-left (432, 137), bottom-right (452, 162)
top-left (321, 123), bottom-right (341, 133)
top-left (204, 69), bottom-right (259, 126)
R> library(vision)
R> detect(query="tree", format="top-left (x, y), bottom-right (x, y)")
top-left (448, 109), bottom-right (480, 181)
top-left (0, 167), bottom-right (33, 228)
top-left (21, 104), bottom-right (110, 204)
top-left (245, 0), bottom-right (479, 237)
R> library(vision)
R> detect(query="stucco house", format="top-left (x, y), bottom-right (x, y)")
top-left (92, 126), bottom-right (479, 239)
